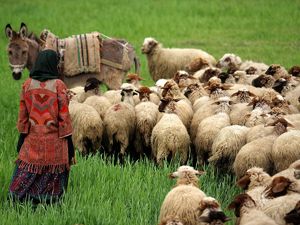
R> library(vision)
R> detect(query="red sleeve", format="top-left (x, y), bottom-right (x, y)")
top-left (17, 81), bottom-right (30, 133)
top-left (56, 80), bottom-right (73, 138)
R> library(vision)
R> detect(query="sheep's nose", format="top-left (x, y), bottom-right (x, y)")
top-left (12, 72), bottom-right (22, 80)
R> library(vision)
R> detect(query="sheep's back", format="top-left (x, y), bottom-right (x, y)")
top-left (159, 185), bottom-right (206, 225)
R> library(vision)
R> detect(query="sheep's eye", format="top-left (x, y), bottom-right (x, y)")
top-left (8, 50), bottom-right (13, 55)
top-left (22, 50), bottom-right (27, 55)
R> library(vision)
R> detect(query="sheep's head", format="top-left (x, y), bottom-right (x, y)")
top-left (252, 74), bottom-right (275, 88)
top-left (288, 65), bottom-right (300, 77)
top-left (173, 70), bottom-right (190, 84)
top-left (228, 194), bottom-right (256, 217)
top-left (120, 83), bottom-right (138, 104)
top-left (185, 57), bottom-right (210, 73)
top-left (284, 200), bottom-right (300, 225)
top-left (169, 165), bottom-right (205, 187)
top-left (200, 68), bottom-right (222, 83)
top-left (265, 117), bottom-right (294, 135)
top-left (236, 167), bottom-right (271, 190)
top-left (231, 88), bottom-right (256, 103)
top-left (158, 97), bottom-right (179, 113)
top-left (137, 86), bottom-right (152, 102)
top-left (84, 77), bottom-right (101, 94)
top-left (184, 83), bottom-right (200, 98)
top-left (216, 53), bottom-right (242, 70)
top-left (217, 72), bottom-right (230, 83)
top-left (264, 176), bottom-right (292, 198)
top-left (141, 37), bottom-right (158, 54)
top-left (198, 197), bottom-right (230, 225)
top-left (265, 64), bottom-right (281, 76)
top-left (272, 78), bottom-right (288, 93)
top-left (213, 96), bottom-right (233, 114)
top-left (126, 73), bottom-right (143, 83)
top-left (245, 66), bottom-right (257, 75)
top-left (161, 80), bottom-right (180, 98)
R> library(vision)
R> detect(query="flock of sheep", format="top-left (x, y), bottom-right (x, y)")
top-left (158, 162), bottom-right (300, 225)
top-left (67, 37), bottom-right (300, 224)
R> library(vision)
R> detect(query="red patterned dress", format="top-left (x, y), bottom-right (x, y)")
top-left (9, 78), bottom-right (72, 203)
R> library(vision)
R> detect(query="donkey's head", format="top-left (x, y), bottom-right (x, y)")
top-left (5, 23), bottom-right (33, 80)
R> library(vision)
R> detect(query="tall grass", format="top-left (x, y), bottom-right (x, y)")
top-left (0, 0), bottom-right (299, 224)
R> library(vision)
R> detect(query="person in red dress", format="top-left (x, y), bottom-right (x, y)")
top-left (9, 49), bottom-right (75, 204)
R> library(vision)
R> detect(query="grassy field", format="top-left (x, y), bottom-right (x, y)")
top-left (0, 0), bottom-right (299, 224)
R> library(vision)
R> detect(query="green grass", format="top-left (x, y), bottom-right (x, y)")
top-left (0, 0), bottom-right (299, 224)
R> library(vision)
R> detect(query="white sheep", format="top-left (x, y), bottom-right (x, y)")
top-left (158, 166), bottom-right (207, 225)
top-left (151, 98), bottom-right (191, 166)
top-left (194, 97), bottom-right (232, 164)
top-left (68, 100), bottom-right (103, 155)
top-left (271, 130), bottom-right (300, 173)
top-left (208, 125), bottom-right (250, 173)
top-left (103, 87), bottom-right (137, 161)
top-left (134, 87), bottom-right (159, 158)
top-left (228, 193), bottom-right (278, 225)
top-left (142, 37), bottom-right (216, 81)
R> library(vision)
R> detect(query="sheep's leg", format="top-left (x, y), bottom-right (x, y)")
top-left (156, 150), bottom-right (168, 167)
top-left (180, 150), bottom-right (189, 166)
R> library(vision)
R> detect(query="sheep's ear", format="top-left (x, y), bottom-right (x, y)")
top-left (271, 177), bottom-right (291, 194)
top-left (236, 174), bottom-right (251, 190)
top-left (196, 170), bottom-right (205, 176)
top-left (198, 216), bottom-right (210, 223)
top-left (169, 172), bottom-right (178, 179)
top-left (19, 22), bottom-right (27, 39)
top-left (230, 91), bottom-right (239, 97)
top-left (5, 24), bottom-right (14, 40)
top-left (248, 92), bottom-right (256, 97)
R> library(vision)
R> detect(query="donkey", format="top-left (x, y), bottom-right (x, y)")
top-left (5, 23), bottom-right (140, 89)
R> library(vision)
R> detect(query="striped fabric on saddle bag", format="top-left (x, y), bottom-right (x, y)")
top-left (63, 32), bottom-right (101, 76)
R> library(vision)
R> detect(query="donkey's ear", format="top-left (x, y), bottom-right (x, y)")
top-left (5, 24), bottom-right (14, 39)
top-left (19, 22), bottom-right (28, 39)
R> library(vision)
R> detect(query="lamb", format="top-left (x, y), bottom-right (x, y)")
top-left (134, 87), bottom-right (159, 158)
top-left (228, 193), bottom-right (279, 225)
top-left (158, 166), bottom-right (207, 225)
top-left (102, 86), bottom-right (137, 162)
top-left (68, 100), bottom-right (103, 156)
top-left (142, 37), bottom-right (216, 81)
top-left (194, 97), bottom-right (232, 164)
top-left (151, 97), bottom-right (191, 166)
top-left (208, 125), bottom-right (250, 173)
top-left (271, 129), bottom-right (300, 173)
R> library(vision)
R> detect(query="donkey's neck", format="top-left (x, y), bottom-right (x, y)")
top-left (26, 38), bottom-right (40, 70)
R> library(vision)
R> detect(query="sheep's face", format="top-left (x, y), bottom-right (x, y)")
top-left (158, 98), bottom-right (179, 113)
top-left (272, 78), bottom-right (287, 93)
top-left (265, 64), bottom-right (281, 75)
top-left (288, 65), bottom-right (300, 77)
top-left (184, 83), bottom-right (200, 97)
top-left (126, 73), bottom-right (143, 84)
top-left (141, 37), bottom-right (158, 54)
top-left (216, 53), bottom-right (242, 69)
top-left (138, 87), bottom-right (151, 102)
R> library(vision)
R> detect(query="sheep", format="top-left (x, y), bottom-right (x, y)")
top-left (102, 86), bottom-right (137, 161)
top-left (83, 95), bottom-right (112, 120)
top-left (228, 193), bottom-right (279, 225)
top-left (134, 87), bottom-right (159, 158)
top-left (288, 66), bottom-right (300, 77)
top-left (68, 100), bottom-right (103, 156)
top-left (233, 135), bottom-right (276, 179)
top-left (204, 77), bottom-right (231, 100)
top-left (158, 218), bottom-right (184, 225)
top-left (193, 67), bottom-right (222, 84)
top-left (208, 125), bottom-right (250, 173)
top-left (125, 73), bottom-right (143, 88)
top-left (229, 103), bottom-right (252, 126)
top-left (151, 97), bottom-right (191, 166)
top-left (158, 166), bottom-right (207, 225)
top-left (265, 64), bottom-right (289, 80)
top-left (142, 37), bottom-right (216, 81)
top-left (271, 129), bottom-right (300, 173)
top-left (194, 97), bottom-right (232, 165)
top-left (252, 74), bottom-right (276, 88)
top-left (230, 88), bottom-right (256, 103)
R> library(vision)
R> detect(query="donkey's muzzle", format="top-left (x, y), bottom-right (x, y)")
top-left (12, 72), bottom-right (22, 80)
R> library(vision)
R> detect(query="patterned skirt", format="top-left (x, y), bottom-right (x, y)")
top-left (9, 165), bottom-right (69, 204)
